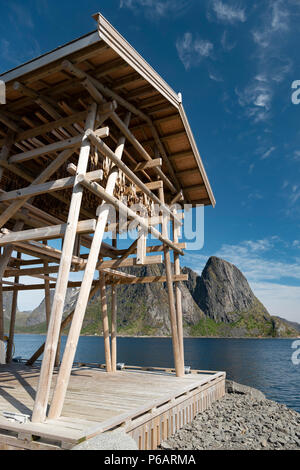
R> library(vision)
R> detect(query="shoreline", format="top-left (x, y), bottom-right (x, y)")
top-left (14, 333), bottom-right (300, 339)
top-left (161, 381), bottom-right (300, 451)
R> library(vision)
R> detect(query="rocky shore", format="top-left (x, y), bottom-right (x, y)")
top-left (161, 381), bottom-right (300, 450)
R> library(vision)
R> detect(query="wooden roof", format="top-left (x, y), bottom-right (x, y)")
top-left (0, 12), bottom-right (215, 208)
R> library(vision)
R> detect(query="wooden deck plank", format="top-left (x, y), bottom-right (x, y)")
top-left (0, 363), bottom-right (225, 447)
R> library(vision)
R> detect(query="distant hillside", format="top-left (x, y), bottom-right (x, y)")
top-left (9, 257), bottom-right (299, 338)
top-left (273, 316), bottom-right (300, 334)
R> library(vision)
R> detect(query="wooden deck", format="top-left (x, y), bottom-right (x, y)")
top-left (0, 363), bottom-right (225, 450)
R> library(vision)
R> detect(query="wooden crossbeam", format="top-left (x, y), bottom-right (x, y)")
top-left (133, 158), bottom-right (162, 172)
top-left (100, 267), bottom-right (136, 279)
top-left (16, 111), bottom-right (88, 142)
top-left (0, 111), bottom-right (20, 132)
top-left (9, 127), bottom-right (108, 164)
top-left (12, 240), bottom-right (86, 267)
top-left (0, 280), bottom-right (24, 287)
top-left (0, 170), bottom-right (103, 203)
top-left (0, 219), bottom-right (96, 246)
top-left (1, 274), bottom-right (188, 292)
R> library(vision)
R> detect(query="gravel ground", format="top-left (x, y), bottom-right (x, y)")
top-left (161, 382), bottom-right (300, 450)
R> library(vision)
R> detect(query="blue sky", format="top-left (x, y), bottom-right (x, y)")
top-left (1, 0), bottom-right (300, 322)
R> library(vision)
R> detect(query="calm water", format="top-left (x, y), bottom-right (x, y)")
top-left (13, 335), bottom-right (300, 413)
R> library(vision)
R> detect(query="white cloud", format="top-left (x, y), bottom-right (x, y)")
top-left (176, 33), bottom-right (214, 70)
top-left (235, 1), bottom-right (293, 124)
top-left (235, 80), bottom-right (273, 123)
top-left (208, 69), bottom-right (223, 82)
top-left (209, 0), bottom-right (246, 24)
top-left (120, 0), bottom-right (193, 18)
top-left (250, 282), bottom-right (300, 323)
top-left (261, 146), bottom-right (276, 160)
top-left (221, 30), bottom-right (236, 51)
top-left (252, 0), bottom-right (290, 49)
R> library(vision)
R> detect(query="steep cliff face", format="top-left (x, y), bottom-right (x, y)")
top-left (195, 256), bottom-right (270, 323)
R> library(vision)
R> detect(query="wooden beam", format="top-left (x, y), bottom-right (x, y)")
top-left (0, 111), bottom-right (20, 132)
top-left (99, 273), bottom-right (112, 372)
top-left (16, 111), bottom-right (88, 142)
top-left (133, 158), bottom-right (162, 172)
top-left (0, 220), bottom-right (96, 246)
top-left (0, 280), bottom-right (24, 287)
top-left (111, 238), bottom-right (117, 373)
top-left (159, 187), bottom-right (184, 377)
top-left (0, 170), bottom-right (103, 203)
top-left (136, 226), bottom-right (146, 265)
top-left (43, 241), bottom-right (51, 329)
top-left (4, 254), bottom-right (163, 278)
top-left (31, 102), bottom-right (98, 424)
top-left (12, 240), bottom-right (86, 267)
top-left (9, 127), bottom-right (108, 164)
top-left (136, 181), bottom-right (163, 192)
top-left (1, 274), bottom-right (188, 292)
top-left (0, 285), bottom-right (3, 342)
top-left (6, 253), bottom-right (20, 363)
top-left (173, 209), bottom-right (184, 367)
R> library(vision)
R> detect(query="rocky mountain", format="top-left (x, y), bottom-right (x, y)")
top-left (11, 257), bottom-right (299, 337)
top-left (272, 316), bottom-right (300, 334)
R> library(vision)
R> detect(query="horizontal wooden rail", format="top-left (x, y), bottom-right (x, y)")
top-left (9, 127), bottom-right (109, 164)
top-left (0, 170), bottom-right (103, 203)
top-left (0, 219), bottom-right (96, 246)
top-left (4, 254), bottom-right (163, 278)
top-left (1, 274), bottom-right (188, 291)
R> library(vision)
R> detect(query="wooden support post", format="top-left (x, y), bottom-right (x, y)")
top-left (47, 112), bottom-right (131, 420)
top-left (0, 132), bottom-right (15, 181)
top-left (31, 103), bottom-right (98, 424)
top-left (99, 272), bottom-right (112, 372)
top-left (136, 226), bottom-right (146, 265)
top-left (0, 283), bottom-right (3, 342)
top-left (6, 253), bottom-right (21, 363)
top-left (111, 238), bottom-right (117, 373)
top-left (43, 241), bottom-right (51, 328)
top-left (172, 210), bottom-right (185, 367)
top-left (159, 188), bottom-right (184, 378)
